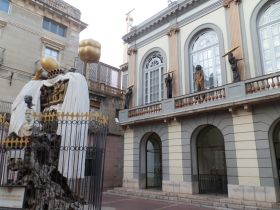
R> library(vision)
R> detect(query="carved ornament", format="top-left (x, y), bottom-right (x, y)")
top-left (127, 48), bottom-right (137, 56)
top-left (166, 27), bottom-right (180, 36)
top-left (223, 0), bottom-right (241, 8)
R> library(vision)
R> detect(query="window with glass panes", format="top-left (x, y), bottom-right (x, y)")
top-left (44, 47), bottom-right (59, 61)
top-left (0, 0), bottom-right (9, 12)
top-left (43, 17), bottom-right (66, 37)
top-left (258, 1), bottom-right (280, 74)
top-left (144, 52), bottom-right (164, 104)
top-left (190, 30), bottom-right (221, 92)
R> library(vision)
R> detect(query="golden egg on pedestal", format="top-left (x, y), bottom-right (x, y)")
top-left (79, 39), bottom-right (101, 63)
top-left (40, 57), bottom-right (60, 73)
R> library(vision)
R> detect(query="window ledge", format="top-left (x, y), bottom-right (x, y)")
top-left (41, 37), bottom-right (65, 51)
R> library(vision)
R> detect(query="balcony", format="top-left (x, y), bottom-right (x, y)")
top-left (119, 72), bottom-right (280, 125)
top-left (88, 79), bottom-right (124, 98)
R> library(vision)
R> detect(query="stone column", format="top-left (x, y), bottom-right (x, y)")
top-left (127, 47), bottom-right (137, 107)
top-left (123, 127), bottom-right (139, 188)
top-left (163, 120), bottom-right (189, 193)
top-left (167, 28), bottom-right (180, 97)
top-left (229, 108), bottom-right (278, 202)
top-left (223, 0), bottom-right (246, 80)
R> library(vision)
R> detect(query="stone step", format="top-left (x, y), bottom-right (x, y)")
top-left (105, 188), bottom-right (280, 210)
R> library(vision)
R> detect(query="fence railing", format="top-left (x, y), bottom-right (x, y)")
top-left (0, 100), bottom-right (12, 114)
top-left (0, 112), bottom-right (108, 210)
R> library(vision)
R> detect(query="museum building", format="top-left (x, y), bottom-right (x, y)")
top-left (119, 0), bottom-right (280, 203)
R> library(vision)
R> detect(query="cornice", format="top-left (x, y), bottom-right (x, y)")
top-left (13, 0), bottom-right (88, 31)
top-left (123, 0), bottom-right (208, 43)
top-left (41, 37), bottom-right (65, 51)
top-left (127, 0), bottom-right (222, 50)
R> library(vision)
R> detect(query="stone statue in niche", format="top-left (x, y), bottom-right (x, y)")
top-left (223, 46), bottom-right (242, 83)
top-left (228, 52), bottom-right (242, 82)
top-left (194, 65), bottom-right (205, 92)
top-left (124, 86), bottom-right (133, 109)
top-left (165, 73), bottom-right (173, 98)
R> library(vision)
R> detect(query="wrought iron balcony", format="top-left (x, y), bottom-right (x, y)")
top-left (119, 72), bottom-right (280, 125)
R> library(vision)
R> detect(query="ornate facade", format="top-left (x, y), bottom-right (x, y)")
top-left (120, 0), bottom-right (280, 206)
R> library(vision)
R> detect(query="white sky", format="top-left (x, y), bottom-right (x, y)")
top-left (64, 0), bottom-right (168, 68)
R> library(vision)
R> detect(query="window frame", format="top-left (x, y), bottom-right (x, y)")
top-left (251, 0), bottom-right (280, 76)
top-left (257, 0), bottom-right (280, 75)
top-left (143, 51), bottom-right (164, 105)
top-left (190, 30), bottom-right (222, 92)
top-left (42, 17), bottom-right (67, 37)
top-left (139, 48), bottom-right (167, 105)
top-left (184, 24), bottom-right (226, 94)
top-left (44, 46), bottom-right (59, 61)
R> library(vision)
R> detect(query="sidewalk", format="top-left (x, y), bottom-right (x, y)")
top-left (101, 193), bottom-right (211, 210)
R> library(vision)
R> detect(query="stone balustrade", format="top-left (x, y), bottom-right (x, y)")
top-left (119, 71), bottom-right (280, 125)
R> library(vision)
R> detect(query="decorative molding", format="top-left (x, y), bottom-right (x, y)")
top-left (127, 48), bottom-right (137, 56)
top-left (222, 0), bottom-right (241, 8)
top-left (41, 37), bottom-right (65, 51)
top-left (123, 0), bottom-right (222, 44)
top-left (123, 0), bottom-right (209, 43)
top-left (166, 27), bottom-right (180, 36)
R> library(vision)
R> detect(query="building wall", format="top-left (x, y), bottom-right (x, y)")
top-left (103, 135), bottom-right (124, 190)
top-left (0, 0), bottom-right (83, 102)
top-left (121, 0), bottom-right (280, 203)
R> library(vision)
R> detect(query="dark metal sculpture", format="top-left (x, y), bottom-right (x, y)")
top-left (228, 52), bottom-right (241, 82)
top-left (165, 73), bottom-right (173, 98)
top-left (124, 87), bottom-right (133, 109)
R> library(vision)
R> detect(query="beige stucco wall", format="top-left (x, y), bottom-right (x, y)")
top-left (0, 1), bottom-right (81, 100)
top-left (241, 0), bottom-right (262, 78)
top-left (135, 36), bottom-right (169, 106)
top-left (180, 7), bottom-right (229, 94)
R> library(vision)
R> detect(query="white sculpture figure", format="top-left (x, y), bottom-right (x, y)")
top-left (8, 57), bottom-right (89, 178)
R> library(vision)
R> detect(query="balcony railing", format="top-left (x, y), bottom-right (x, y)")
top-left (119, 71), bottom-right (280, 125)
top-left (88, 79), bottom-right (124, 98)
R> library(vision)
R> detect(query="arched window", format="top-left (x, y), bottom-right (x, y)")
top-left (258, 1), bottom-right (280, 74)
top-left (190, 30), bottom-right (222, 91)
top-left (143, 51), bottom-right (164, 104)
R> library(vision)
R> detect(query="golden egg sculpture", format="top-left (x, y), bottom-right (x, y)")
top-left (40, 57), bottom-right (59, 73)
top-left (79, 39), bottom-right (101, 63)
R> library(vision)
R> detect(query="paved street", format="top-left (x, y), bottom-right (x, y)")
top-left (101, 193), bottom-right (212, 210)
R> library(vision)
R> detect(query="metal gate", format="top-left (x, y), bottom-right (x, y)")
top-left (146, 139), bottom-right (162, 189)
top-left (0, 112), bottom-right (107, 210)
top-left (197, 146), bottom-right (228, 194)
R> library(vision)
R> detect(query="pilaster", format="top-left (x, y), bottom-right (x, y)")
top-left (167, 27), bottom-right (180, 97)
top-left (127, 47), bottom-right (137, 107)
top-left (223, 0), bottom-right (246, 80)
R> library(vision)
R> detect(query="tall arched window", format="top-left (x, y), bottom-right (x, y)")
top-left (258, 1), bottom-right (280, 74)
top-left (143, 51), bottom-right (164, 104)
top-left (190, 30), bottom-right (222, 92)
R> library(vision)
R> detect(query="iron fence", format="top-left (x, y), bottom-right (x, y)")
top-left (198, 174), bottom-right (228, 194)
top-left (0, 113), bottom-right (107, 210)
